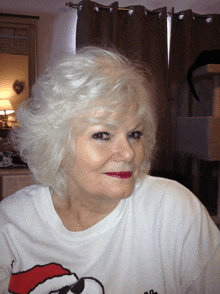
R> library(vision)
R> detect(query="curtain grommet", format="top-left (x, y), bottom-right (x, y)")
top-left (128, 9), bottom-right (134, 15)
top-left (179, 14), bottom-right (184, 20)
top-left (79, 5), bottom-right (83, 12)
top-left (94, 6), bottom-right (99, 12)
top-left (206, 17), bottom-right (212, 23)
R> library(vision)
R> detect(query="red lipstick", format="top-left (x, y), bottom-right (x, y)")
top-left (105, 172), bottom-right (132, 179)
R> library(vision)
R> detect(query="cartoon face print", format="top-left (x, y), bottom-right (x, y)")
top-left (51, 277), bottom-right (104, 294)
top-left (9, 263), bottom-right (104, 294)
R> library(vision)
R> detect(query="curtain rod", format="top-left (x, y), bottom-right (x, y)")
top-left (66, 2), bottom-right (164, 13)
top-left (66, 3), bottom-right (216, 19)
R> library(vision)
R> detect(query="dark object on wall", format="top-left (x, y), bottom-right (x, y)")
top-left (187, 50), bottom-right (220, 102)
top-left (12, 80), bottom-right (25, 95)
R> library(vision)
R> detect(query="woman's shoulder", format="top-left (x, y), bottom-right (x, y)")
top-left (0, 184), bottom-right (50, 222)
top-left (137, 175), bottom-right (193, 201)
top-left (135, 176), bottom-right (220, 235)
top-left (135, 175), bottom-right (208, 221)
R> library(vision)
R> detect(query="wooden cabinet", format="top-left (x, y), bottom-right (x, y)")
top-left (0, 168), bottom-right (35, 201)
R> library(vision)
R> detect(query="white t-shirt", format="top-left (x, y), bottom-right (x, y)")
top-left (0, 176), bottom-right (220, 294)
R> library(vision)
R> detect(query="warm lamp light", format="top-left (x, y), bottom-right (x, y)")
top-left (0, 100), bottom-right (14, 115)
top-left (0, 90), bottom-right (12, 99)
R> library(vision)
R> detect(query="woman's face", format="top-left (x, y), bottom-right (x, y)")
top-left (63, 113), bottom-right (145, 204)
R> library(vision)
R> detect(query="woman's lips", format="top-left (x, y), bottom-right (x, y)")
top-left (104, 172), bottom-right (132, 179)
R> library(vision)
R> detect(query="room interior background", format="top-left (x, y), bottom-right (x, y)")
top-left (1, 0), bottom-right (220, 217)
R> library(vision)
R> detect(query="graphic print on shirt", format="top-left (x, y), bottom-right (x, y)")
top-left (8, 262), bottom-right (105, 294)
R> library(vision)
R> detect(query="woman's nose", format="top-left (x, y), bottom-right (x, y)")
top-left (113, 137), bottom-right (135, 163)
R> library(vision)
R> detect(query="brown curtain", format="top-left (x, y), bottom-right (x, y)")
top-left (76, 0), bottom-right (169, 172)
top-left (169, 10), bottom-right (220, 214)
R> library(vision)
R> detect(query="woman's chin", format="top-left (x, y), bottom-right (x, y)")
top-left (100, 175), bottom-right (137, 199)
top-left (103, 184), bottom-right (135, 200)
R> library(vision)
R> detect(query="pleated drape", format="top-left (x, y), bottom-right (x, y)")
top-left (76, 1), bottom-right (169, 171)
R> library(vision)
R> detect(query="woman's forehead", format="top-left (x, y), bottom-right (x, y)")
top-left (72, 98), bottom-right (146, 133)
top-left (76, 113), bottom-right (143, 133)
top-left (87, 106), bottom-right (143, 124)
top-left (89, 98), bottom-right (140, 118)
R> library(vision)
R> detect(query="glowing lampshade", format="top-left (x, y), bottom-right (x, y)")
top-left (0, 100), bottom-right (14, 115)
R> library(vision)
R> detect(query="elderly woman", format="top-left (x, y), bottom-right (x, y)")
top-left (0, 47), bottom-right (220, 294)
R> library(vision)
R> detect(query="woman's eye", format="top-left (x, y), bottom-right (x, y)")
top-left (92, 132), bottom-right (110, 141)
top-left (128, 131), bottom-right (143, 140)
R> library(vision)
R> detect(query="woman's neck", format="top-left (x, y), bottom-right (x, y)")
top-left (52, 192), bottom-right (120, 231)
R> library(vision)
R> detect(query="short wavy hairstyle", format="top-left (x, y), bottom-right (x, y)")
top-left (10, 46), bottom-right (157, 197)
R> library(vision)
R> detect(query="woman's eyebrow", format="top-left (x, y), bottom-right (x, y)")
top-left (101, 123), bottom-right (117, 130)
top-left (130, 123), bottom-right (142, 132)
top-left (96, 122), bottom-right (142, 131)
top-left (134, 123), bottom-right (142, 129)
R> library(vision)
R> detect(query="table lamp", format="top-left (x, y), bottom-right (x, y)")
top-left (0, 100), bottom-right (14, 128)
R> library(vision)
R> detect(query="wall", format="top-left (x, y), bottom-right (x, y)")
top-left (0, 53), bottom-right (29, 111)
top-left (0, 8), bottom-right (59, 75)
